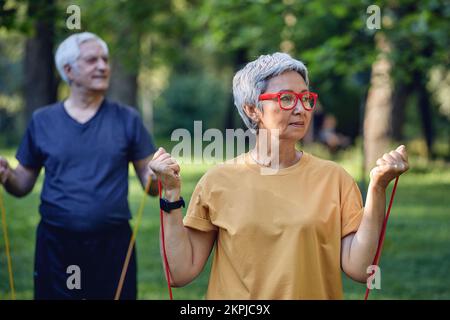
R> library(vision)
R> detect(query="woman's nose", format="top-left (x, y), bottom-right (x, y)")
top-left (292, 100), bottom-right (305, 114)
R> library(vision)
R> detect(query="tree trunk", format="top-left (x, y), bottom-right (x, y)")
top-left (390, 82), bottom-right (412, 141)
top-left (24, 0), bottom-right (58, 122)
top-left (414, 70), bottom-right (435, 159)
top-left (226, 49), bottom-right (247, 129)
top-left (364, 33), bottom-right (393, 173)
top-left (107, 58), bottom-right (138, 107)
top-left (107, 27), bottom-right (140, 108)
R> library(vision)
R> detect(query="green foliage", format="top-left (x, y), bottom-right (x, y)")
top-left (186, 0), bottom-right (378, 136)
top-left (54, 0), bottom-right (177, 74)
top-left (154, 72), bottom-right (229, 136)
top-left (382, 0), bottom-right (450, 84)
top-left (2, 0), bottom-right (449, 145)
top-left (0, 0), bottom-right (17, 29)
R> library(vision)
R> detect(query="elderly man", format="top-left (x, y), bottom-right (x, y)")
top-left (0, 32), bottom-right (158, 299)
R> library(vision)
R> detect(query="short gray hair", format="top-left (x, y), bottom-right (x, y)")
top-left (55, 32), bottom-right (109, 83)
top-left (232, 52), bottom-right (309, 131)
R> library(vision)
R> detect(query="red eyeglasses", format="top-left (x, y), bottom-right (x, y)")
top-left (258, 91), bottom-right (318, 111)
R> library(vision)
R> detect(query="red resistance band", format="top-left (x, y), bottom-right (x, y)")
top-left (365, 176), bottom-right (399, 300)
top-left (158, 179), bottom-right (173, 300)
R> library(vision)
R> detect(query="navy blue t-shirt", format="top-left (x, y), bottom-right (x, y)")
top-left (16, 99), bottom-right (156, 232)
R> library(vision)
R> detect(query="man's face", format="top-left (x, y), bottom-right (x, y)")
top-left (67, 40), bottom-right (110, 92)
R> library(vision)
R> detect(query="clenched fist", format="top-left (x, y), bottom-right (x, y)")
top-left (370, 145), bottom-right (409, 189)
top-left (148, 147), bottom-right (181, 192)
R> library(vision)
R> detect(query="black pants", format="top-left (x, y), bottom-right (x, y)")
top-left (34, 220), bottom-right (137, 300)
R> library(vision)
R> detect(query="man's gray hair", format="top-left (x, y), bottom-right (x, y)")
top-left (54, 32), bottom-right (109, 83)
top-left (232, 52), bottom-right (309, 131)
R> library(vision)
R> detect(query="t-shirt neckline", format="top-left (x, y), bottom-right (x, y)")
top-left (244, 150), bottom-right (310, 176)
top-left (60, 98), bottom-right (106, 127)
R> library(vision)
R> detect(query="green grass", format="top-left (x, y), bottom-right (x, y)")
top-left (0, 145), bottom-right (449, 300)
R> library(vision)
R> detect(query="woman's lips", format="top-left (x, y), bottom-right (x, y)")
top-left (289, 121), bottom-right (305, 127)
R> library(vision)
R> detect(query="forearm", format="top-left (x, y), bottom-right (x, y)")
top-left (344, 145), bottom-right (409, 282)
top-left (3, 169), bottom-right (32, 197)
top-left (347, 182), bottom-right (386, 280)
top-left (160, 189), bottom-right (195, 287)
top-left (144, 173), bottom-right (159, 196)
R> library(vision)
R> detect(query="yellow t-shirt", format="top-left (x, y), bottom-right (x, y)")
top-left (183, 151), bottom-right (364, 299)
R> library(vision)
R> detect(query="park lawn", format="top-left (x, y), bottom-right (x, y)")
top-left (0, 146), bottom-right (449, 300)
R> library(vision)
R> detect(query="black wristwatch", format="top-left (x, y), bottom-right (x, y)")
top-left (160, 197), bottom-right (185, 213)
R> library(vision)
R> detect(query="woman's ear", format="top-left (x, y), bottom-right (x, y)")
top-left (243, 104), bottom-right (261, 124)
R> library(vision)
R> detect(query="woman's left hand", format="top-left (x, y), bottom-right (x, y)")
top-left (370, 145), bottom-right (409, 190)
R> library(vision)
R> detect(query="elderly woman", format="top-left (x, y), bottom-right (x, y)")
top-left (149, 52), bottom-right (409, 299)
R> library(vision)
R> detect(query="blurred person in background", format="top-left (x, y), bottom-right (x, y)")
top-left (0, 32), bottom-right (158, 300)
top-left (318, 114), bottom-right (351, 154)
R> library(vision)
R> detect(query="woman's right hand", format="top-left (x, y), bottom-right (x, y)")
top-left (148, 147), bottom-right (181, 193)
top-left (0, 156), bottom-right (11, 185)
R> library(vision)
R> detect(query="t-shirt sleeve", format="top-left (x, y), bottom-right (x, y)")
top-left (340, 178), bottom-right (364, 238)
top-left (183, 176), bottom-right (218, 232)
top-left (16, 117), bottom-right (44, 169)
top-left (127, 110), bottom-right (157, 161)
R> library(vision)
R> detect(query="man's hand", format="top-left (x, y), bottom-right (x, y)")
top-left (148, 147), bottom-right (181, 194)
top-left (0, 156), bottom-right (11, 185)
top-left (370, 145), bottom-right (409, 190)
